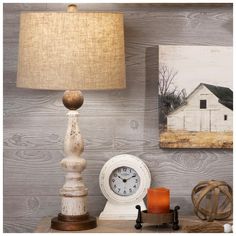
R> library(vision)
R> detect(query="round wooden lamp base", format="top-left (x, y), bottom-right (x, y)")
top-left (51, 213), bottom-right (97, 231)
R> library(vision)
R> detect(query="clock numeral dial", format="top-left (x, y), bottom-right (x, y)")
top-left (109, 166), bottom-right (140, 196)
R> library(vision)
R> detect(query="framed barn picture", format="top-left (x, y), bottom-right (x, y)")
top-left (158, 45), bottom-right (233, 149)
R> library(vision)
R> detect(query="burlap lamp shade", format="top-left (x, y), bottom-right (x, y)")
top-left (17, 10), bottom-right (126, 90)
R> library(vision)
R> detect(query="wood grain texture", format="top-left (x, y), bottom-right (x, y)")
top-left (3, 195), bottom-right (195, 226)
top-left (4, 149), bottom-right (232, 196)
top-left (4, 116), bottom-right (114, 150)
top-left (3, 3), bottom-right (233, 233)
top-left (3, 195), bottom-right (106, 218)
top-left (4, 218), bottom-right (40, 233)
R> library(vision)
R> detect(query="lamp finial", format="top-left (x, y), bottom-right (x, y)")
top-left (67, 4), bottom-right (78, 13)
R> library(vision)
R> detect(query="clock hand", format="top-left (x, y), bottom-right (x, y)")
top-left (118, 175), bottom-right (128, 183)
top-left (126, 175), bottom-right (136, 181)
top-left (117, 175), bottom-right (124, 180)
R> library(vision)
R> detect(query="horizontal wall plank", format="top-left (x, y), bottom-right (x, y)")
top-left (4, 116), bottom-right (115, 150)
top-left (45, 3), bottom-right (233, 12)
top-left (114, 117), bottom-right (159, 150)
top-left (4, 3), bottom-right (232, 25)
top-left (4, 149), bottom-right (232, 196)
top-left (3, 3), bottom-right (47, 27)
top-left (3, 23), bottom-right (19, 43)
top-left (124, 10), bottom-right (232, 46)
top-left (4, 195), bottom-right (106, 218)
top-left (3, 195), bottom-right (194, 219)
top-left (3, 3), bottom-right (232, 12)
top-left (3, 3), bottom-right (47, 12)
top-left (3, 218), bottom-right (40, 233)
top-left (3, 95), bottom-right (158, 117)
top-left (4, 150), bottom-right (111, 196)
top-left (3, 78), bottom-right (158, 119)
top-left (3, 42), bottom-right (18, 72)
top-left (4, 115), bottom-right (161, 151)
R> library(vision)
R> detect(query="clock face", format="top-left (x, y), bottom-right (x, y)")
top-left (109, 166), bottom-right (140, 196)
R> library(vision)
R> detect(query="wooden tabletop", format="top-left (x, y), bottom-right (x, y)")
top-left (34, 216), bottom-right (230, 233)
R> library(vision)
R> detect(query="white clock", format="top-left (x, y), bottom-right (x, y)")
top-left (99, 154), bottom-right (151, 220)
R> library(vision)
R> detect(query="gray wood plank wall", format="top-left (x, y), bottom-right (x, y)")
top-left (3, 3), bottom-right (233, 233)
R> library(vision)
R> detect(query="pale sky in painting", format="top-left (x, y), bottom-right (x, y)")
top-left (159, 45), bottom-right (233, 95)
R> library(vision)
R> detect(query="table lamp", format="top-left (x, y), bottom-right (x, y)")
top-left (16, 4), bottom-right (125, 231)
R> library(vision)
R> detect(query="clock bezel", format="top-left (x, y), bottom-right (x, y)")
top-left (99, 154), bottom-right (151, 205)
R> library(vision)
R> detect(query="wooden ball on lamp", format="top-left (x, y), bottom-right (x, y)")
top-left (62, 90), bottom-right (84, 110)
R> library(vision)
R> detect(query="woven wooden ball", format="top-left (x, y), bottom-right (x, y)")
top-left (191, 180), bottom-right (232, 222)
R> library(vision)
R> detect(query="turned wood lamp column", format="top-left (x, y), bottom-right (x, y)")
top-left (50, 90), bottom-right (97, 230)
top-left (16, 3), bottom-right (125, 231)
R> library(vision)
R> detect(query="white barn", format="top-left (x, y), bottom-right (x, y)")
top-left (167, 83), bottom-right (233, 132)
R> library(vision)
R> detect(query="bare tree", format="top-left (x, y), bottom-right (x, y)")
top-left (158, 64), bottom-right (186, 128)
top-left (158, 64), bottom-right (178, 96)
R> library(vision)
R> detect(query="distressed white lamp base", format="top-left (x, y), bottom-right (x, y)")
top-left (51, 90), bottom-right (97, 231)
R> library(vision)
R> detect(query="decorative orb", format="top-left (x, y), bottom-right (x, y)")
top-left (62, 90), bottom-right (84, 110)
top-left (191, 180), bottom-right (232, 222)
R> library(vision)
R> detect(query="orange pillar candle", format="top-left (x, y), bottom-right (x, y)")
top-left (147, 188), bottom-right (170, 213)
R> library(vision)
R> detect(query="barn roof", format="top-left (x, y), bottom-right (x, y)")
top-left (202, 83), bottom-right (233, 110)
top-left (167, 83), bottom-right (233, 116)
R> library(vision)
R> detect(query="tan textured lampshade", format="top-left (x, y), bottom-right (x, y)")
top-left (17, 10), bottom-right (126, 90)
